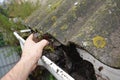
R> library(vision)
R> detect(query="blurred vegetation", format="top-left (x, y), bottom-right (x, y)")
top-left (8, 1), bottom-right (40, 19)
top-left (0, 11), bottom-right (24, 45)
top-left (0, 1), bottom-right (56, 80)
top-left (0, 33), bottom-right (5, 47)
top-left (0, 1), bottom-right (40, 46)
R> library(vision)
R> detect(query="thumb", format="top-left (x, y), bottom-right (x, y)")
top-left (36, 39), bottom-right (49, 49)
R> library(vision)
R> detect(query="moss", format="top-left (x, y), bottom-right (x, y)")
top-left (71, 5), bottom-right (77, 12)
top-left (46, 0), bottom-right (63, 13)
top-left (53, 33), bottom-right (57, 37)
top-left (73, 33), bottom-right (83, 40)
top-left (45, 45), bottom-right (55, 52)
top-left (71, 7), bottom-right (77, 19)
top-left (60, 24), bottom-right (68, 30)
top-left (51, 16), bottom-right (57, 21)
top-left (49, 74), bottom-right (55, 80)
top-left (52, 22), bottom-right (57, 27)
top-left (0, 13), bottom-right (25, 45)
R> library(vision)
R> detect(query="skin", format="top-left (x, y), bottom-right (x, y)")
top-left (1, 34), bottom-right (49, 80)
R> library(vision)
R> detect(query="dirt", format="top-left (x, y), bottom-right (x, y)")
top-left (28, 33), bottom-right (97, 80)
top-left (32, 34), bottom-right (96, 80)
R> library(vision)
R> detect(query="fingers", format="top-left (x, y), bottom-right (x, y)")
top-left (26, 34), bottom-right (34, 41)
top-left (26, 34), bottom-right (49, 49)
top-left (26, 34), bottom-right (39, 42)
top-left (37, 39), bottom-right (49, 49)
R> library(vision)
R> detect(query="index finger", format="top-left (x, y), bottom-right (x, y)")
top-left (36, 39), bottom-right (49, 49)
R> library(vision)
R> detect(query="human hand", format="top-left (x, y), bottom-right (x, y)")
top-left (21, 34), bottom-right (49, 71)
top-left (1, 34), bottom-right (49, 80)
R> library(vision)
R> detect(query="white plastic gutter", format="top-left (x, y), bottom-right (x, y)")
top-left (13, 31), bottom-right (74, 80)
top-left (14, 30), bottom-right (120, 80)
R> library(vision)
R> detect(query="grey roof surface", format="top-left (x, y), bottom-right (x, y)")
top-left (25, 0), bottom-right (120, 68)
top-left (0, 46), bottom-right (20, 78)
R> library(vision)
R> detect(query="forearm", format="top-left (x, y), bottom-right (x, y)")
top-left (1, 57), bottom-right (34, 80)
top-left (1, 35), bottom-right (48, 80)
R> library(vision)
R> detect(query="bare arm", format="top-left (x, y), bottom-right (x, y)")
top-left (1, 34), bottom-right (48, 80)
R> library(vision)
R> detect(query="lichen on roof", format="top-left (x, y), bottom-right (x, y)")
top-left (25, 0), bottom-right (120, 68)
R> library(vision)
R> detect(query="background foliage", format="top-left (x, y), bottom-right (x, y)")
top-left (8, 1), bottom-right (40, 19)
top-left (0, 1), bottom-right (39, 46)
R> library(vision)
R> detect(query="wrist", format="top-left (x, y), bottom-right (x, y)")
top-left (1, 57), bottom-right (35, 80)
top-left (20, 56), bottom-right (36, 73)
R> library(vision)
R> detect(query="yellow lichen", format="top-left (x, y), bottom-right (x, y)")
top-left (93, 36), bottom-right (106, 48)
top-left (52, 22), bottom-right (57, 28)
top-left (47, 0), bottom-right (63, 13)
top-left (60, 24), bottom-right (68, 30)
top-left (89, 26), bottom-right (94, 31)
top-left (53, 33), bottom-right (57, 37)
top-left (82, 0), bottom-right (86, 4)
top-left (51, 16), bottom-right (57, 21)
